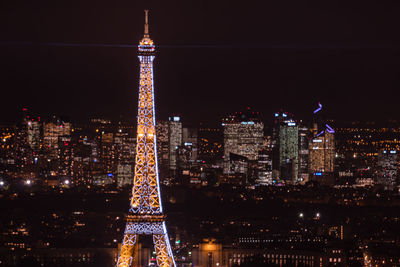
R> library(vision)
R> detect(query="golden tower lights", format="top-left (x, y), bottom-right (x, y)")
top-left (115, 10), bottom-right (176, 267)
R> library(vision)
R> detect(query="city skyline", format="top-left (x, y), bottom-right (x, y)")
top-left (2, 1), bottom-right (400, 125)
top-left (2, 3), bottom-right (400, 266)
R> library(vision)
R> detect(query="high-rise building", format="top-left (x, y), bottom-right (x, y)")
top-left (309, 103), bottom-right (335, 184)
top-left (168, 116), bottom-right (182, 171)
top-left (182, 127), bottom-right (198, 146)
top-left (222, 109), bottom-right (264, 174)
top-left (271, 111), bottom-right (294, 180)
top-left (156, 120), bottom-right (170, 170)
top-left (115, 129), bottom-right (135, 166)
top-left (298, 125), bottom-right (309, 182)
top-left (309, 124), bottom-right (335, 177)
top-left (43, 117), bottom-right (71, 151)
top-left (198, 127), bottom-right (223, 165)
top-left (26, 120), bottom-right (41, 151)
top-left (255, 136), bottom-right (273, 185)
top-left (115, 129), bottom-right (135, 187)
top-left (117, 164), bottom-right (133, 188)
top-left (100, 132), bottom-right (115, 174)
top-left (177, 143), bottom-right (198, 171)
top-left (279, 120), bottom-right (299, 182)
top-left (58, 136), bottom-right (73, 182)
top-left (179, 127), bottom-right (198, 169)
top-left (377, 149), bottom-right (397, 190)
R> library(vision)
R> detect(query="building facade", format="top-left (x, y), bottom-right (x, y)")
top-left (222, 111), bottom-right (264, 175)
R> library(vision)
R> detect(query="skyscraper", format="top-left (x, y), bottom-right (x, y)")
top-left (298, 125), bottom-right (309, 182)
top-left (271, 111), bottom-right (293, 181)
top-left (255, 136), bottom-right (273, 185)
top-left (377, 149), bottom-right (397, 190)
top-left (115, 129), bottom-right (136, 188)
top-left (279, 120), bottom-right (299, 182)
top-left (222, 109), bottom-right (264, 175)
top-left (168, 116), bottom-right (182, 171)
top-left (26, 120), bottom-right (40, 151)
top-left (309, 124), bottom-right (335, 178)
top-left (43, 116), bottom-right (71, 152)
top-left (309, 103), bottom-right (335, 184)
top-left (156, 120), bottom-right (170, 169)
top-left (58, 136), bottom-right (73, 182)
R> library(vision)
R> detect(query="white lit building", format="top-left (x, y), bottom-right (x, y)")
top-left (377, 149), bottom-right (397, 190)
top-left (222, 111), bottom-right (264, 174)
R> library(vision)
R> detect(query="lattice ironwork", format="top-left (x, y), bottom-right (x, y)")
top-left (116, 10), bottom-right (175, 267)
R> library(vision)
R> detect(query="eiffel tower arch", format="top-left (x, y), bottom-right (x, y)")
top-left (116, 10), bottom-right (176, 267)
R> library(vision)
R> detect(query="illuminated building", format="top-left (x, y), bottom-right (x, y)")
top-left (58, 136), bottom-right (73, 181)
top-left (222, 109), bottom-right (264, 174)
top-left (255, 137), bottom-right (273, 185)
top-left (177, 127), bottom-right (198, 170)
top-left (182, 127), bottom-right (198, 147)
top-left (117, 164), bottom-right (133, 188)
top-left (0, 126), bottom-right (16, 167)
top-left (177, 143), bottom-right (198, 171)
top-left (43, 116), bottom-right (71, 152)
top-left (192, 240), bottom-right (347, 267)
top-left (271, 111), bottom-right (294, 180)
top-left (279, 120), bottom-right (299, 182)
top-left (115, 129), bottom-right (135, 165)
top-left (70, 142), bottom-right (91, 185)
top-left (116, 11), bottom-right (175, 267)
top-left (198, 127), bottom-right (222, 164)
top-left (298, 125), bottom-right (309, 182)
top-left (115, 129), bottom-right (135, 187)
top-left (156, 120), bottom-right (170, 171)
top-left (335, 121), bottom-right (400, 184)
top-left (309, 124), bottom-right (335, 177)
top-left (168, 116), bottom-right (182, 171)
top-left (377, 149), bottom-right (397, 190)
top-left (26, 120), bottom-right (40, 151)
top-left (309, 103), bottom-right (335, 183)
top-left (100, 132), bottom-right (115, 174)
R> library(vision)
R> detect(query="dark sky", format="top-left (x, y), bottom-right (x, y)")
top-left (1, 1), bottom-right (400, 125)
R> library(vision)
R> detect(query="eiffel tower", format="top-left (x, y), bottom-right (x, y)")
top-left (116, 10), bottom-right (176, 267)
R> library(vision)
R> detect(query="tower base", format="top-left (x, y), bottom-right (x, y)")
top-left (116, 216), bottom-right (175, 267)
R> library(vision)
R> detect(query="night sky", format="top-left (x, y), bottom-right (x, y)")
top-left (1, 1), bottom-right (400, 125)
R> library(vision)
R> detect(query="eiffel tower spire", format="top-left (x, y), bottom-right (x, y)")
top-left (144, 9), bottom-right (149, 38)
top-left (115, 10), bottom-right (175, 267)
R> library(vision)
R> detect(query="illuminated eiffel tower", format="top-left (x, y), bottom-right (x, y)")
top-left (116, 10), bottom-right (175, 267)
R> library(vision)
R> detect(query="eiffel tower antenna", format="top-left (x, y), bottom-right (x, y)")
top-left (144, 9), bottom-right (149, 38)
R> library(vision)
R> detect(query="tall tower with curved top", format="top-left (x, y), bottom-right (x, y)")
top-left (116, 10), bottom-right (176, 267)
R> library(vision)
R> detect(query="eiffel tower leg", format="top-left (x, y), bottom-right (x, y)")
top-left (153, 223), bottom-right (175, 267)
top-left (116, 233), bottom-right (137, 267)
